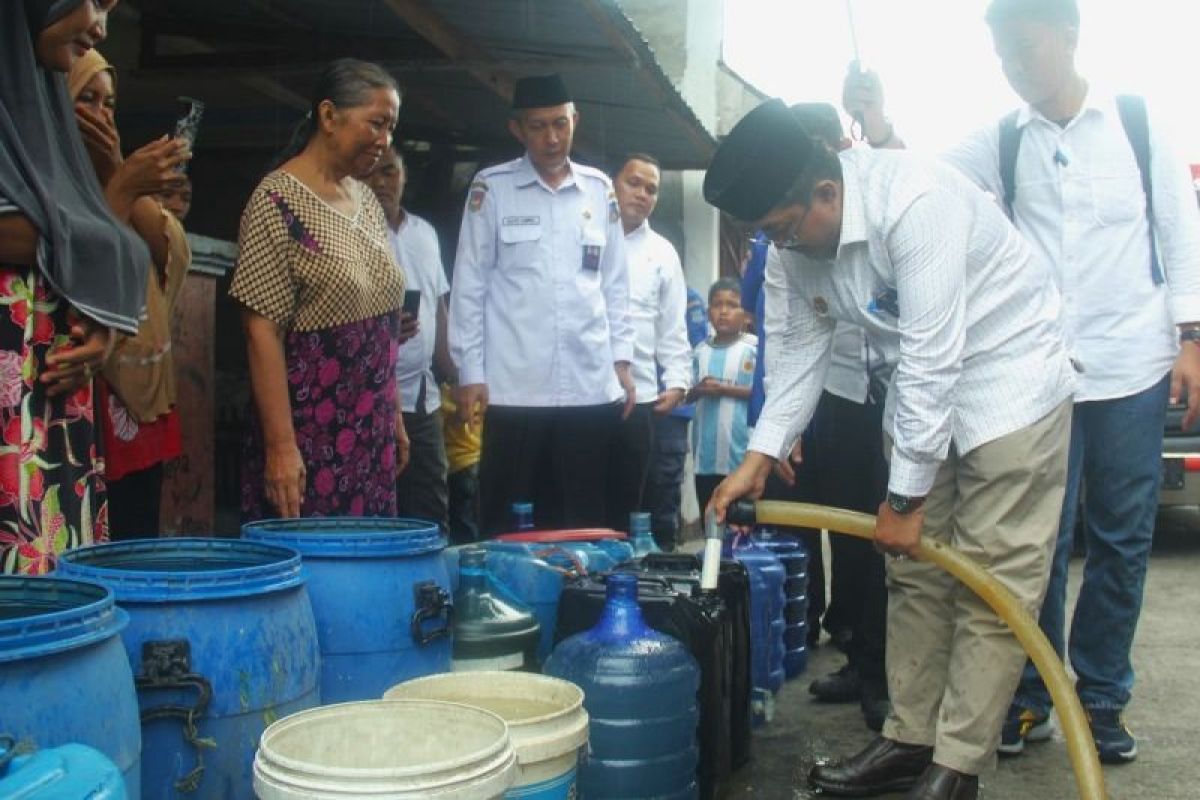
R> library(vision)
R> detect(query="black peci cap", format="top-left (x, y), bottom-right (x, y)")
top-left (703, 98), bottom-right (815, 222)
top-left (512, 74), bottom-right (572, 110)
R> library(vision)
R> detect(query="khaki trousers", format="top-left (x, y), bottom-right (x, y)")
top-left (882, 400), bottom-right (1072, 775)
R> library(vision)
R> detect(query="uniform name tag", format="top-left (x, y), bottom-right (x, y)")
top-left (582, 244), bottom-right (602, 272)
top-left (502, 216), bottom-right (541, 226)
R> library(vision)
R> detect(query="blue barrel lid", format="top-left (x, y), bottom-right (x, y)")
top-left (0, 576), bottom-right (128, 663)
top-left (242, 517), bottom-right (445, 558)
top-left (54, 538), bottom-right (304, 603)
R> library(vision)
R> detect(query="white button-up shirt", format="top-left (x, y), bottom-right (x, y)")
top-left (389, 211), bottom-right (449, 414)
top-left (753, 149), bottom-right (1076, 497)
top-left (824, 323), bottom-right (872, 404)
top-left (942, 88), bottom-right (1200, 402)
top-left (625, 221), bottom-right (691, 403)
top-left (449, 155), bottom-right (634, 407)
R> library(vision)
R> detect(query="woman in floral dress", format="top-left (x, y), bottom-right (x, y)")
top-left (231, 59), bottom-right (408, 520)
top-left (0, 0), bottom-right (157, 573)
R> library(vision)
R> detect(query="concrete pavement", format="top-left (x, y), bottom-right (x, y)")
top-left (722, 509), bottom-right (1200, 799)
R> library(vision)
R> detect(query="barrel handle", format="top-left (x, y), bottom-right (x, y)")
top-left (411, 581), bottom-right (453, 646)
top-left (135, 640), bottom-right (215, 794)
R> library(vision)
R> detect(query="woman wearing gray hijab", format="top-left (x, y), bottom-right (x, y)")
top-left (0, 0), bottom-right (150, 574)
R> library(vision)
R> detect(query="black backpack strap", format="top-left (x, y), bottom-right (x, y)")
top-left (1113, 95), bottom-right (1161, 286)
top-left (1115, 94), bottom-right (1163, 285)
top-left (998, 110), bottom-right (1022, 219)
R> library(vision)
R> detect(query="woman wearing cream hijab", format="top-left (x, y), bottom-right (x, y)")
top-left (69, 47), bottom-right (193, 540)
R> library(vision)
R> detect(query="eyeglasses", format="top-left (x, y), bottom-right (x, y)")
top-left (761, 205), bottom-right (811, 251)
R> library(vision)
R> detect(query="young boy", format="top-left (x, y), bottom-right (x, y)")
top-left (690, 279), bottom-right (757, 514)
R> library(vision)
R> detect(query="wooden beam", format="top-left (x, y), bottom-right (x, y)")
top-left (381, 0), bottom-right (516, 101)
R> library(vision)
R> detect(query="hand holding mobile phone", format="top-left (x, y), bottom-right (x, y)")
top-left (402, 290), bottom-right (422, 317)
top-left (171, 96), bottom-right (204, 174)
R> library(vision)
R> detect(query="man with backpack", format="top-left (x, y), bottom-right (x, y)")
top-left (845, 0), bottom-right (1200, 766)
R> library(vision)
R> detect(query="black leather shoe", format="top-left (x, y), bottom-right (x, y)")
top-left (808, 737), bottom-right (933, 797)
top-left (903, 764), bottom-right (979, 800)
top-left (809, 662), bottom-right (862, 703)
top-left (860, 679), bottom-right (890, 733)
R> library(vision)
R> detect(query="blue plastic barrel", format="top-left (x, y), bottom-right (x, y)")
top-left (545, 573), bottom-right (699, 800)
top-left (724, 533), bottom-right (785, 725)
top-left (756, 529), bottom-right (810, 678)
top-left (55, 538), bottom-right (320, 799)
top-left (0, 740), bottom-right (127, 799)
top-left (243, 517), bottom-right (453, 702)
top-left (0, 576), bottom-right (141, 797)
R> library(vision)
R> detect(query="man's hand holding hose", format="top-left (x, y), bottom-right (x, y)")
top-left (706, 451), bottom-right (775, 525)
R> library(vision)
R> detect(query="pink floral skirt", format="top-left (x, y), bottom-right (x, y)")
top-left (0, 266), bottom-right (107, 574)
top-left (241, 312), bottom-right (399, 520)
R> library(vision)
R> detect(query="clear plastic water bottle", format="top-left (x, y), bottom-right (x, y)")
top-left (629, 511), bottom-right (660, 558)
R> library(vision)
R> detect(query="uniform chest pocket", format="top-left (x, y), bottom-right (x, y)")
top-left (1090, 173), bottom-right (1145, 226)
top-left (499, 222), bottom-right (543, 274)
top-left (500, 222), bottom-right (543, 245)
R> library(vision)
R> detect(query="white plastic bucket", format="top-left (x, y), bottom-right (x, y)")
top-left (385, 672), bottom-right (589, 799)
top-left (253, 699), bottom-right (517, 799)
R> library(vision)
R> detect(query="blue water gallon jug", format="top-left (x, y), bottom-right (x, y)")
top-left (724, 532), bottom-right (785, 725)
top-left (0, 740), bottom-right (127, 799)
top-left (756, 528), bottom-right (810, 678)
top-left (0, 576), bottom-right (141, 797)
top-left (56, 538), bottom-right (319, 799)
top-left (629, 511), bottom-right (661, 558)
top-left (544, 573), bottom-right (699, 800)
top-left (242, 517), bottom-right (453, 702)
top-left (453, 547), bottom-right (541, 672)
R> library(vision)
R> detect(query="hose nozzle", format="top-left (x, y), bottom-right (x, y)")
top-left (727, 499), bottom-right (758, 527)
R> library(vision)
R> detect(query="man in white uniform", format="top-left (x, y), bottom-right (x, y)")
top-left (367, 146), bottom-right (453, 530)
top-left (606, 152), bottom-right (691, 535)
top-left (449, 74), bottom-right (635, 536)
top-left (706, 99), bottom-right (1075, 800)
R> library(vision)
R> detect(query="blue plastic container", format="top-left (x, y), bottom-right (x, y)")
top-left (544, 573), bottom-right (699, 800)
top-left (55, 538), bottom-right (319, 799)
top-left (724, 533), bottom-right (786, 725)
top-left (243, 518), bottom-right (452, 703)
top-left (445, 546), bottom-right (564, 662)
top-left (0, 576), bottom-right (141, 797)
top-left (628, 512), bottom-right (661, 558)
top-left (0, 740), bottom-right (127, 799)
top-left (756, 529), bottom-right (810, 678)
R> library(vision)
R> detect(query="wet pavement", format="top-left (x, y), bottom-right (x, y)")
top-left (719, 508), bottom-right (1200, 800)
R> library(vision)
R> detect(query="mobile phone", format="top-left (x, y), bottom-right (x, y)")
top-left (171, 96), bottom-right (204, 174)
top-left (402, 290), bottom-right (422, 317)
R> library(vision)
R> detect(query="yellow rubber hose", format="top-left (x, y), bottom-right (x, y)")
top-left (747, 500), bottom-right (1107, 800)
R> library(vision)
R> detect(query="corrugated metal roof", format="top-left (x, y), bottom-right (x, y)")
top-left (117, 0), bottom-right (716, 169)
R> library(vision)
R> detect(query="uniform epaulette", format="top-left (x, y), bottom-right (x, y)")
top-left (574, 163), bottom-right (614, 186)
top-left (475, 158), bottom-right (523, 180)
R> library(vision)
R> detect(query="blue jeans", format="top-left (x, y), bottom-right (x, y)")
top-left (1016, 373), bottom-right (1169, 713)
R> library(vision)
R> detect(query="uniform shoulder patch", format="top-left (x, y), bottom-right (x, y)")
top-left (607, 188), bottom-right (620, 224)
top-left (468, 180), bottom-right (488, 213)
